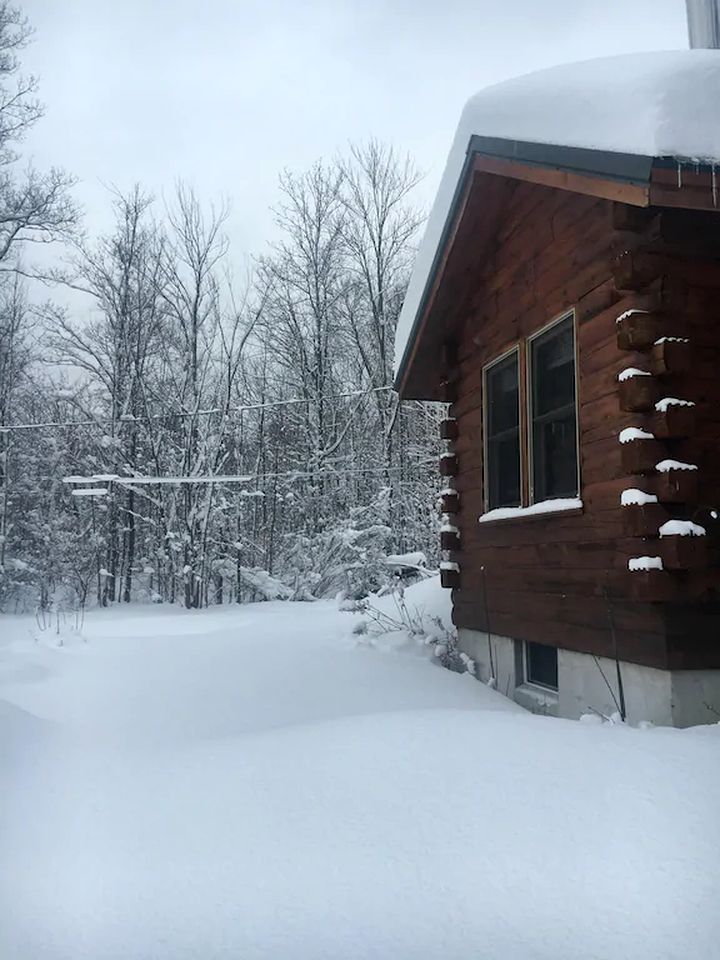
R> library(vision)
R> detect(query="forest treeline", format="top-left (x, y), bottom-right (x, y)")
top-left (0, 2), bottom-right (440, 611)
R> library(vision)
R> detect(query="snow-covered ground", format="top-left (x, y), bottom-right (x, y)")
top-left (1, 579), bottom-right (719, 960)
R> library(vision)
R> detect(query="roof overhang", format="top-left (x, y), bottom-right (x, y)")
top-left (395, 135), bottom-right (720, 400)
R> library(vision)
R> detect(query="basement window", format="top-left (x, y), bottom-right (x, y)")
top-left (483, 349), bottom-right (521, 510)
top-left (524, 641), bottom-right (558, 691)
top-left (529, 314), bottom-right (578, 503)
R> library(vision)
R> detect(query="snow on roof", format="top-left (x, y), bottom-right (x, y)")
top-left (395, 50), bottom-right (720, 381)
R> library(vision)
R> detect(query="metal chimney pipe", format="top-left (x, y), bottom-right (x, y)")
top-left (687, 0), bottom-right (720, 47)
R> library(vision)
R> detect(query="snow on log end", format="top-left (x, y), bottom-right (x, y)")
top-left (439, 523), bottom-right (460, 534)
top-left (655, 397), bottom-right (695, 412)
top-left (656, 459), bottom-right (698, 472)
top-left (659, 520), bottom-right (706, 537)
top-left (628, 556), bottom-right (664, 572)
top-left (621, 488), bottom-right (659, 506)
top-left (618, 367), bottom-right (652, 382)
top-left (479, 498), bottom-right (582, 523)
top-left (440, 560), bottom-right (460, 572)
top-left (619, 426), bottom-right (654, 444)
top-left (654, 337), bottom-right (689, 344)
top-left (615, 308), bottom-right (650, 323)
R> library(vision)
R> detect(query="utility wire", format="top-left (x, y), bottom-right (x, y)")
top-left (1, 385), bottom-right (396, 433)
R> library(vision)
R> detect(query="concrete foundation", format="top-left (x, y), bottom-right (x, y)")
top-left (458, 627), bottom-right (720, 727)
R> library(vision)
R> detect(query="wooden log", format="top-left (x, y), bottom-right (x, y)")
top-left (660, 536), bottom-right (708, 570)
top-left (439, 418), bottom-right (459, 441)
top-left (440, 567), bottom-right (460, 589)
top-left (621, 438), bottom-right (668, 474)
top-left (652, 403), bottom-right (696, 439)
top-left (439, 454), bottom-right (459, 477)
top-left (615, 569), bottom-right (680, 602)
top-left (650, 339), bottom-right (692, 375)
top-left (622, 502), bottom-right (670, 538)
top-left (612, 250), bottom-right (665, 291)
top-left (440, 378), bottom-right (458, 404)
top-left (619, 376), bottom-right (660, 411)
top-left (440, 529), bottom-right (461, 551)
top-left (441, 492), bottom-right (460, 514)
top-left (654, 469), bottom-right (699, 503)
top-left (441, 339), bottom-right (459, 372)
top-left (616, 311), bottom-right (664, 350)
top-left (612, 203), bottom-right (659, 233)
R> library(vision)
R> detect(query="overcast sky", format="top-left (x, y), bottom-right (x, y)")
top-left (22, 0), bottom-right (688, 262)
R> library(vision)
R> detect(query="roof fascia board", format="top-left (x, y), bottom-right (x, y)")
top-left (468, 135), bottom-right (654, 185)
top-left (394, 136), bottom-right (655, 396)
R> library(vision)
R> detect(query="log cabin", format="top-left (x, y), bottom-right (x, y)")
top-left (394, 50), bottom-right (720, 725)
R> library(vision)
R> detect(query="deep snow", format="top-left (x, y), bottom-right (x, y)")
top-left (1, 579), bottom-right (719, 959)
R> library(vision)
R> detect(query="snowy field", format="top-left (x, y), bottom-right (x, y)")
top-left (1, 579), bottom-right (719, 960)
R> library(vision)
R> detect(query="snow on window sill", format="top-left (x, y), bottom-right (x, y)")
top-left (479, 498), bottom-right (583, 524)
top-left (514, 682), bottom-right (559, 710)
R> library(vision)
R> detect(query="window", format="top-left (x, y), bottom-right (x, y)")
top-left (524, 641), bottom-right (558, 690)
top-left (529, 314), bottom-right (578, 502)
top-left (484, 350), bottom-right (521, 510)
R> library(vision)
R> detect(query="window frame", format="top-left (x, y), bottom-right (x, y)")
top-left (526, 310), bottom-right (580, 506)
top-left (523, 640), bottom-right (559, 692)
top-left (482, 345), bottom-right (522, 513)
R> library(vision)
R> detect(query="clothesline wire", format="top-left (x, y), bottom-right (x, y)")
top-left (63, 460), bottom-right (437, 491)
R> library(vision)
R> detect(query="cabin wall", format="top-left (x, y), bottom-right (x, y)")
top-left (443, 179), bottom-right (720, 672)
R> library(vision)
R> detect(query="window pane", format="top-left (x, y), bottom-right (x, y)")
top-left (533, 322), bottom-right (575, 417)
top-left (532, 411), bottom-right (578, 502)
top-left (488, 433), bottom-right (520, 509)
top-left (526, 641), bottom-right (558, 689)
top-left (530, 318), bottom-right (578, 501)
top-left (485, 353), bottom-right (520, 510)
top-left (488, 357), bottom-right (519, 434)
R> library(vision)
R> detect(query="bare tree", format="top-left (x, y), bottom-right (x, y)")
top-left (0, 3), bottom-right (76, 271)
top-left (49, 186), bottom-right (166, 603)
top-left (339, 140), bottom-right (422, 442)
top-left (159, 184), bottom-right (231, 607)
top-left (0, 271), bottom-right (28, 594)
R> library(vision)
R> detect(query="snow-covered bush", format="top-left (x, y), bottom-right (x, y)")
top-left (351, 581), bottom-right (476, 676)
top-left (283, 495), bottom-right (394, 599)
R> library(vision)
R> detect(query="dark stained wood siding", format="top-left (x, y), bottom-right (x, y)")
top-left (443, 178), bottom-right (720, 671)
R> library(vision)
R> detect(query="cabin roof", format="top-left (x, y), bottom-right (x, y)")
top-left (395, 50), bottom-right (720, 395)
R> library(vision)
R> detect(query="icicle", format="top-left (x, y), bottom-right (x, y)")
top-left (712, 164), bottom-right (718, 208)
top-left (677, 160), bottom-right (683, 189)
